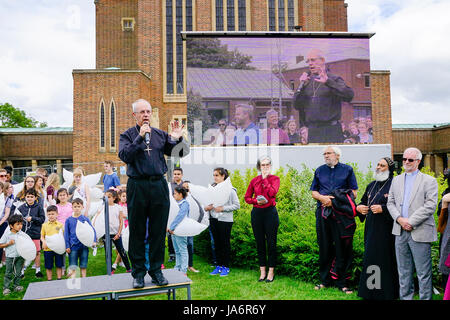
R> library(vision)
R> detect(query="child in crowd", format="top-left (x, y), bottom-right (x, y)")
top-left (34, 175), bottom-right (45, 208)
top-left (167, 186), bottom-right (190, 275)
top-left (181, 181), bottom-right (199, 273)
top-left (11, 175), bottom-right (42, 213)
top-left (102, 190), bottom-right (131, 274)
top-left (55, 188), bottom-right (73, 276)
top-left (0, 182), bottom-right (14, 267)
top-left (113, 190), bottom-right (128, 270)
top-left (68, 167), bottom-right (91, 216)
top-left (44, 173), bottom-right (61, 206)
top-left (102, 161), bottom-right (121, 192)
top-left (40, 205), bottom-right (64, 281)
top-left (64, 198), bottom-right (97, 278)
top-left (17, 189), bottom-right (45, 278)
top-left (0, 215), bottom-right (26, 295)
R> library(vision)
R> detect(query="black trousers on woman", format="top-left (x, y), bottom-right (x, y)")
top-left (251, 206), bottom-right (279, 268)
top-left (209, 217), bottom-right (233, 267)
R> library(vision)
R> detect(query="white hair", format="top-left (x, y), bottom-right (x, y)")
top-left (323, 145), bottom-right (342, 157)
top-left (132, 99), bottom-right (152, 113)
top-left (404, 147), bottom-right (422, 161)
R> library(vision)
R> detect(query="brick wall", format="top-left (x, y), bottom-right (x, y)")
top-left (323, 0), bottom-right (348, 31)
top-left (432, 125), bottom-right (450, 153)
top-left (392, 130), bottom-right (433, 154)
top-left (72, 70), bottom-right (152, 169)
top-left (303, 0), bottom-right (325, 31)
top-left (96, 0), bottom-right (138, 69)
top-left (370, 71), bottom-right (392, 147)
top-left (0, 133), bottom-right (72, 160)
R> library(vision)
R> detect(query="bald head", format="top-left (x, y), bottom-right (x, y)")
top-left (306, 48), bottom-right (326, 75)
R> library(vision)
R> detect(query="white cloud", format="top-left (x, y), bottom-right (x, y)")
top-left (0, 1), bottom-right (95, 127)
top-left (1, 1), bottom-right (449, 127)
top-left (347, 0), bottom-right (450, 124)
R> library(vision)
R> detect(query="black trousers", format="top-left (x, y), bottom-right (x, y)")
top-left (127, 177), bottom-right (170, 278)
top-left (316, 206), bottom-right (353, 288)
top-left (308, 122), bottom-right (344, 143)
top-left (209, 217), bottom-right (233, 267)
top-left (251, 206), bottom-right (279, 268)
top-left (109, 235), bottom-right (131, 271)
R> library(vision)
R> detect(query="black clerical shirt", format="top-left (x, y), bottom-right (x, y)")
top-left (118, 125), bottom-right (189, 178)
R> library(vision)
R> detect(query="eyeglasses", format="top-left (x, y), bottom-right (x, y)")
top-left (402, 158), bottom-right (418, 163)
top-left (323, 152), bottom-right (335, 156)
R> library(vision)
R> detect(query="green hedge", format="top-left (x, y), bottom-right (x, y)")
top-left (193, 165), bottom-right (447, 288)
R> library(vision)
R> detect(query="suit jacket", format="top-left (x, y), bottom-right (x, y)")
top-left (387, 171), bottom-right (438, 243)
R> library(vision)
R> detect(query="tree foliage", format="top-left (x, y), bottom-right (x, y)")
top-left (187, 38), bottom-right (255, 70)
top-left (0, 102), bottom-right (48, 128)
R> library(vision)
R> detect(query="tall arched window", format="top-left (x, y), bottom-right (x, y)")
top-left (99, 100), bottom-right (106, 151)
top-left (110, 100), bottom-right (116, 151)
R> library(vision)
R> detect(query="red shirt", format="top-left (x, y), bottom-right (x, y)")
top-left (245, 175), bottom-right (280, 208)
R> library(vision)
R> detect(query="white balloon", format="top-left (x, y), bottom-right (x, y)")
top-left (167, 183), bottom-right (180, 228)
top-left (83, 172), bottom-right (102, 188)
top-left (122, 226), bottom-right (129, 252)
top-left (173, 218), bottom-right (208, 236)
top-left (188, 184), bottom-right (210, 207)
top-left (0, 194), bottom-right (5, 220)
top-left (209, 178), bottom-right (232, 207)
top-left (16, 232), bottom-right (37, 261)
top-left (88, 201), bottom-right (103, 219)
top-left (90, 187), bottom-right (104, 201)
top-left (12, 182), bottom-right (24, 198)
top-left (45, 229), bottom-right (66, 255)
top-left (91, 209), bottom-right (105, 240)
top-left (75, 220), bottom-right (95, 247)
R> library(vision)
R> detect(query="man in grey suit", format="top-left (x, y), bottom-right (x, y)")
top-left (387, 147), bottom-right (438, 300)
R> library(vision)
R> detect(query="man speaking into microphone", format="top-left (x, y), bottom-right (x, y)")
top-left (119, 99), bottom-right (189, 288)
top-left (293, 48), bottom-right (354, 143)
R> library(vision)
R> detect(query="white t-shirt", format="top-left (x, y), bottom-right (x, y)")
top-left (108, 204), bottom-right (122, 235)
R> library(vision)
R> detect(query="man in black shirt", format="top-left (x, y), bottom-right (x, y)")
top-left (119, 99), bottom-right (189, 288)
top-left (293, 49), bottom-right (354, 143)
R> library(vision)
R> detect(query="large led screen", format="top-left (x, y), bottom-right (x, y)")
top-left (186, 36), bottom-right (372, 146)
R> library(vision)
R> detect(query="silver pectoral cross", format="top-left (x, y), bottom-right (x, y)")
top-left (144, 144), bottom-right (152, 155)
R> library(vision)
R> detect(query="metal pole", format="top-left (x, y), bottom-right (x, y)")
top-left (104, 195), bottom-right (112, 275)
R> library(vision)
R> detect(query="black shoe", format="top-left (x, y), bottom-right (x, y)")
top-left (265, 275), bottom-right (275, 283)
top-left (35, 271), bottom-right (43, 278)
top-left (150, 272), bottom-right (168, 286)
top-left (132, 277), bottom-right (145, 289)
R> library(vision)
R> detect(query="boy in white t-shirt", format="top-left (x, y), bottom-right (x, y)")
top-left (0, 215), bottom-right (26, 295)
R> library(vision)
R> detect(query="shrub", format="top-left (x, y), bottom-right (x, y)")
top-left (193, 165), bottom-right (446, 288)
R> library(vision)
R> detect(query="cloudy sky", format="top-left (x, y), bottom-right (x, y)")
top-left (1, 0), bottom-right (449, 127)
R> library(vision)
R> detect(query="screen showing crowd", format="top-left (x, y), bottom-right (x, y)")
top-left (186, 36), bottom-right (372, 146)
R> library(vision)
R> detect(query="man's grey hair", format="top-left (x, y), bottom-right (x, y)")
top-left (404, 147), bottom-right (423, 161)
top-left (132, 99), bottom-right (152, 113)
top-left (323, 145), bottom-right (342, 157)
top-left (266, 109), bottom-right (278, 117)
top-left (235, 104), bottom-right (254, 117)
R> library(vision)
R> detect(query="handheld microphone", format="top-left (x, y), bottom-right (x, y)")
top-left (144, 121), bottom-right (151, 145)
top-left (296, 72), bottom-right (311, 92)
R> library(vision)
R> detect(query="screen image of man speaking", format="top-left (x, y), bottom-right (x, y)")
top-left (293, 48), bottom-right (354, 143)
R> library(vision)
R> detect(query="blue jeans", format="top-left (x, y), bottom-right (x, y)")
top-left (171, 235), bottom-right (188, 273)
top-left (68, 246), bottom-right (89, 270)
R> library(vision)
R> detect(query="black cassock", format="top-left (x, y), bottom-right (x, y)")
top-left (357, 178), bottom-right (399, 300)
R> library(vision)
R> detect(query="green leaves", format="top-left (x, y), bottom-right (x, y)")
top-left (0, 102), bottom-right (47, 128)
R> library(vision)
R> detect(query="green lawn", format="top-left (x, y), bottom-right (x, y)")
top-left (0, 246), bottom-right (445, 300)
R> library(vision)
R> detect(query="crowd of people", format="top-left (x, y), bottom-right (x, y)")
top-left (204, 109), bottom-right (373, 146)
top-left (0, 98), bottom-right (448, 301)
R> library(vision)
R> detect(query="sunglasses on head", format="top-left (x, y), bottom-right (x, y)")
top-left (402, 158), bottom-right (417, 163)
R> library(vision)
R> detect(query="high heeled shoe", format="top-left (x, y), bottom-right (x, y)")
top-left (258, 275), bottom-right (266, 282)
top-left (265, 275), bottom-right (275, 283)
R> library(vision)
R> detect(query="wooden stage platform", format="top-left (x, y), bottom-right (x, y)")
top-left (23, 269), bottom-right (192, 300)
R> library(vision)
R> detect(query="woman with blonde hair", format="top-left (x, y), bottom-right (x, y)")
top-left (44, 173), bottom-right (61, 205)
top-left (68, 167), bottom-right (91, 216)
